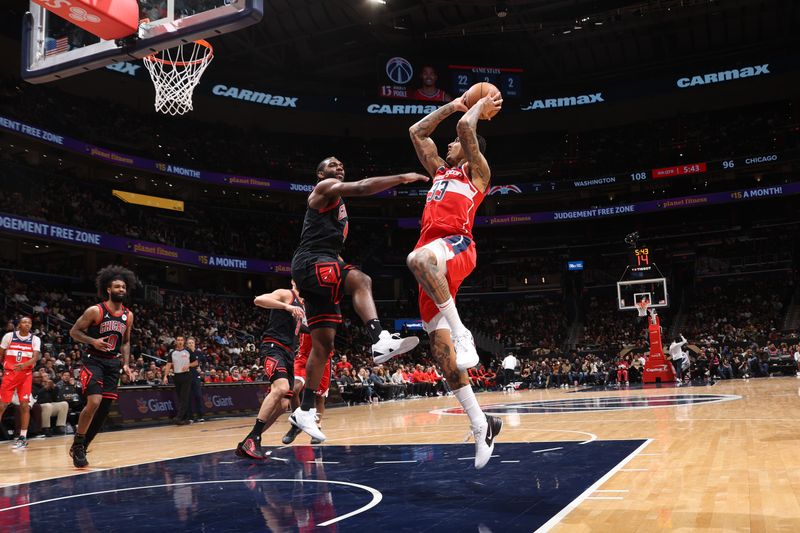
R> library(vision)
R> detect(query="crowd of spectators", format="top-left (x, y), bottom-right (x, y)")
top-left (2, 254), bottom-right (798, 438)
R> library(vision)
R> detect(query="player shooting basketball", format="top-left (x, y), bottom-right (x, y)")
top-left (403, 86), bottom-right (503, 469)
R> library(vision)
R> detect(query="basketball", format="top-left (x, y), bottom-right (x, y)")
top-left (462, 82), bottom-right (502, 119)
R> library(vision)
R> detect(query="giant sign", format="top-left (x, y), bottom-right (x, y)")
top-left (115, 383), bottom-right (270, 423)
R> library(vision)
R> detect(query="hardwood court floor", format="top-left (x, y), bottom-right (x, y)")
top-left (3, 377), bottom-right (799, 532)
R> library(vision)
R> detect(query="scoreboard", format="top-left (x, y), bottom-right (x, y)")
top-left (632, 247), bottom-right (651, 270)
top-left (449, 64), bottom-right (523, 98)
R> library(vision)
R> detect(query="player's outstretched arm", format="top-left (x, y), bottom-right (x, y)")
top-left (311, 173), bottom-right (429, 203)
top-left (70, 305), bottom-right (112, 352)
top-left (409, 99), bottom-right (467, 177)
top-left (255, 289), bottom-right (302, 315)
top-left (456, 94), bottom-right (502, 193)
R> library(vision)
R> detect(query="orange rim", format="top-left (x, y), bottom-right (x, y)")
top-left (144, 39), bottom-right (213, 66)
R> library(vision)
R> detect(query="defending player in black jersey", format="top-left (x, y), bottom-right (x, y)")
top-left (68, 265), bottom-right (137, 468)
top-left (236, 281), bottom-right (307, 459)
top-left (289, 157), bottom-right (428, 441)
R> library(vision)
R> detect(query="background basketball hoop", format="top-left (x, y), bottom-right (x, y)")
top-left (143, 40), bottom-right (214, 116)
top-left (636, 298), bottom-right (650, 317)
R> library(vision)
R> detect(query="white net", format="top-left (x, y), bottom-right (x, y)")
top-left (143, 40), bottom-right (213, 116)
top-left (636, 299), bottom-right (650, 317)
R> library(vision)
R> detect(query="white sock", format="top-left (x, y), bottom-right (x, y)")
top-left (454, 385), bottom-right (485, 429)
top-left (436, 298), bottom-right (466, 335)
top-left (20, 429), bottom-right (27, 438)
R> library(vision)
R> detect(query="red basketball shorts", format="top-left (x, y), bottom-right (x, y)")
top-left (415, 235), bottom-right (477, 332)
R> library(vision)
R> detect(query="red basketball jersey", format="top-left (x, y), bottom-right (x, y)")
top-left (2, 331), bottom-right (39, 373)
top-left (416, 164), bottom-right (486, 247)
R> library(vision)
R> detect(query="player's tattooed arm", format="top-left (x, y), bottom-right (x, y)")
top-left (456, 94), bottom-right (502, 193)
top-left (409, 99), bottom-right (467, 177)
top-left (70, 306), bottom-right (112, 352)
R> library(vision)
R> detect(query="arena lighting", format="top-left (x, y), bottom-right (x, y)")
top-left (369, 0), bottom-right (387, 4)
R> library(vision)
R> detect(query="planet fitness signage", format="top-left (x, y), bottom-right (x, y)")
top-left (0, 115), bottom-right (391, 197)
top-left (398, 182), bottom-right (800, 228)
top-left (1, 114), bottom-right (789, 198)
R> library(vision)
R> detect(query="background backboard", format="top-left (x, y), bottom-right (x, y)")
top-left (617, 277), bottom-right (669, 311)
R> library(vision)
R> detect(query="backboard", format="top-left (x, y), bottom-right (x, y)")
top-left (617, 277), bottom-right (669, 311)
top-left (22, 0), bottom-right (263, 83)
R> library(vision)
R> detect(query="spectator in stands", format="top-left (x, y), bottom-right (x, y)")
top-left (335, 355), bottom-right (353, 376)
top-left (33, 374), bottom-right (69, 436)
top-left (412, 365), bottom-right (433, 396)
top-left (390, 367), bottom-right (408, 398)
top-left (616, 357), bottom-right (629, 386)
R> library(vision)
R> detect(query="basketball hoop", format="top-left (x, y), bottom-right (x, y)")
top-left (636, 299), bottom-right (650, 318)
top-left (143, 40), bottom-right (214, 116)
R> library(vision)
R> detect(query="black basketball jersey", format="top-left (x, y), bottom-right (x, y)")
top-left (87, 302), bottom-right (130, 358)
top-left (293, 198), bottom-right (349, 262)
top-left (261, 290), bottom-right (304, 352)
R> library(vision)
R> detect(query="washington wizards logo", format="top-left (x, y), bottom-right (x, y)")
top-left (488, 184), bottom-right (522, 196)
top-left (136, 398), bottom-right (149, 414)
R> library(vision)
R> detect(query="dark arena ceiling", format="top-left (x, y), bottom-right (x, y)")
top-left (2, 0), bottom-right (798, 94)
top-left (206, 0), bottom-right (798, 92)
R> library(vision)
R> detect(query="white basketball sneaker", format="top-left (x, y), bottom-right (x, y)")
top-left (472, 414), bottom-right (503, 469)
top-left (372, 331), bottom-right (420, 364)
top-left (452, 329), bottom-right (479, 371)
top-left (289, 408), bottom-right (326, 442)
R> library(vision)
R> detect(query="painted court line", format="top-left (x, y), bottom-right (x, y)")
top-left (533, 438), bottom-right (653, 533)
top-left (586, 496), bottom-right (624, 500)
top-left (500, 460), bottom-right (520, 463)
top-left (373, 460), bottom-right (417, 464)
top-left (594, 490), bottom-right (629, 493)
top-left (0, 479), bottom-right (382, 527)
top-left (532, 447), bottom-right (563, 453)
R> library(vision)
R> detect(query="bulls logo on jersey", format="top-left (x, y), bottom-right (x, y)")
top-left (317, 265), bottom-right (338, 284)
top-left (337, 204), bottom-right (347, 221)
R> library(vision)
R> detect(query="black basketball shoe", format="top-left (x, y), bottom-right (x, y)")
top-left (235, 436), bottom-right (266, 460)
top-left (282, 424), bottom-right (302, 445)
top-left (69, 443), bottom-right (89, 468)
